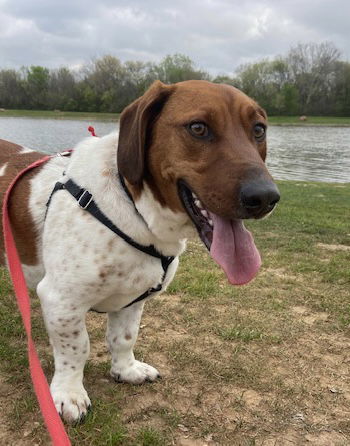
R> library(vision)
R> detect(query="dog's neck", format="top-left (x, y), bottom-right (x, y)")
top-left (65, 132), bottom-right (194, 257)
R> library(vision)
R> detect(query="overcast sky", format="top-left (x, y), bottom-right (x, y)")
top-left (0, 0), bottom-right (349, 75)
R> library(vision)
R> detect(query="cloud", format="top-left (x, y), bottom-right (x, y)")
top-left (0, 0), bottom-right (349, 73)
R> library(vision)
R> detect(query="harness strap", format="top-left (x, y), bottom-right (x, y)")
top-left (48, 179), bottom-right (174, 271)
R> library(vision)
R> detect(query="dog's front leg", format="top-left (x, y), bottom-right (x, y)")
top-left (37, 280), bottom-right (91, 424)
top-left (107, 301), bottom-right (160, 384)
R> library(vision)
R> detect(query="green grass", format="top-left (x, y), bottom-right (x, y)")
top-left (0, 110), bottom-right (349, 126)
top-left (1, 180), bottom-right (350, 445)
top-left (268, 115), bottom-right (350, 126)
top-left (0, 109), bottom-right (119, 120)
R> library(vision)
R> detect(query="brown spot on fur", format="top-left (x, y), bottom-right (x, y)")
top-left (113, 336), bottom-right (118, 343)
top-left (0, 139), bottom-right (46, 266)
top-left (72, 346), bottom-right (77, 351)
top-left (117, 272), bottom-right (124, 278)
top-left (58, 332), bottom-right (69, 338)
top-left (125, 333), bottom-right (132, 341)
top-left (72, 330), bottom-right (79, 337)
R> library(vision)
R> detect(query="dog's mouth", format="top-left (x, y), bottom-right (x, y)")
top-left (178, 180), bottom-right (261, 285)
top-left (177, 180), bottom-right (214, 251)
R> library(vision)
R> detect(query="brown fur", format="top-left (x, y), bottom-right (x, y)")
top-left (117, 80), bottom-right (271, 220)
top-left (0, 139), bottom-right (45, 265)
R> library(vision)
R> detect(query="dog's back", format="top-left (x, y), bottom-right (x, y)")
top-left (0, 140), bottom-right (48, 266)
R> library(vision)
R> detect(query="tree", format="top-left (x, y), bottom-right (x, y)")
top-left (0, 69), bottom-right (25, 108)
top-left (48, 67), bottom-right (77, 110)
top-left (154, 54), bottom-right (209, 84)
top-left (287, 42), bottom-right (341, 114)
top-left (25, 66), bottom-right (50, 109)
top-left (235, 60), bottom-right (281, 112)
top-left (333, 61), bottom-right (350, 115)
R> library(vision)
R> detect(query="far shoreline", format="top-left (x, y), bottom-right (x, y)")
top-left (0, 110), bottom-right (350, 126)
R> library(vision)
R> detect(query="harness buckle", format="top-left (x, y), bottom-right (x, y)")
top-left (78, 190), bottom-right (93, 210)
top-left (57, 151), bottom-right (72, 157)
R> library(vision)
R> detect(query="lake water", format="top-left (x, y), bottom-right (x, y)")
top-left (0, 117), bottom-right (349, 183)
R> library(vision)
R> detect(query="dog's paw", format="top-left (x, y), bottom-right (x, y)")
top-left (51, 385), bottom-right (91, 424)
top-left (110, 360), bottom-right (160, 384)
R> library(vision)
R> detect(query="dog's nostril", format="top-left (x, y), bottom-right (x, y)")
top-left (243, 194), bottom-right (263, 209)
top-left (240, 181), bottom-right (280, 215)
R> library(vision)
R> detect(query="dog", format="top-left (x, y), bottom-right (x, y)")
top-left (0, 80), bottom-right (280, 423)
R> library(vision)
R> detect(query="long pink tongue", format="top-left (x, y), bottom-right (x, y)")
top-left (210, 214), bottom-right (261, 285)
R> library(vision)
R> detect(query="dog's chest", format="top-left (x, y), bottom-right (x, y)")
top-left (43, 195), bottom-right (179, 312)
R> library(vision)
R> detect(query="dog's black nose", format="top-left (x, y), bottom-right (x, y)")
top-left (240, 180), bottom-right (280, 217)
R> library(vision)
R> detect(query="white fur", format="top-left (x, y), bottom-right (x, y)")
top-left (20, 146), bottom-right (35, 154)
top-left (25, 132), bottom-right (191, 422)
top-left (0, 162), bottom-right (8, 176)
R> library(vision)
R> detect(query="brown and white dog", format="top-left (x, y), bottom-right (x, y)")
top-left (0, 80), bottom-right (279, 423)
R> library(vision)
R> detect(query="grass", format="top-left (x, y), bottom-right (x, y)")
top-left (0, 109), bottom-right (119, 121)
top-left (0, 180), bottom-right (350, 445)
top-left (0, 109), bottom-right (350, 126)
top-left (268, 115), bottom-right (350, 126)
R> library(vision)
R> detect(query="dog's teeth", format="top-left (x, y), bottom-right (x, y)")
top-left (201, 210), bottom-right (208, 218)
top-left (208, 219), bottom-right (213, 227)
top-left (194, 199), bottom-right (203, 209)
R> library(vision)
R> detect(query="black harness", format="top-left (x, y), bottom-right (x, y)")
top-left (46, 173), bottom-right (174, 310)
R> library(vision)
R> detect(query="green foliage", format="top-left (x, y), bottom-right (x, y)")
top-left (0, 53), bottom-right (209, 113)
top-left (0, 42), bottom-right (349, 115)
top-left (26, 65), bottom-right (50, 108)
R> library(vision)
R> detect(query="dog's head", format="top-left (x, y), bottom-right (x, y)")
top-left (118, 80), bottom-right (280, 285)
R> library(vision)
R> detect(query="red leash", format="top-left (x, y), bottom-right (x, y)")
top-left (2, 157), bottom-right (71, 445)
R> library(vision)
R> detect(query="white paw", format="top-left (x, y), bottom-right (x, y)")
top-left (110, 360), bottom-right (160, 384)
top-left (51, 384), bottom-right (91, 424)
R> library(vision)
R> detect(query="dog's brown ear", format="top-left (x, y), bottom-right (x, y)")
top-left (117, 80), bottom-right (174, 185)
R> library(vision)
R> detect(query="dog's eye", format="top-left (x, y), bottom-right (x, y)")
top-left (188, 122), bottom-right (209, 139)
top-left (253, 124), bottom-right (266, 141)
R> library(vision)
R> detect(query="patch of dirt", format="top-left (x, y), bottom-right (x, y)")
top-left (317, 242), bottom-right (350, 251)
top-left (291, 306), bottom-right (329, 325)
top-left (305, 431), bottom-right (349, 445)
top-left (0, 376), bottom-right (48, 445)
top-left (263, 267), bottom-right (298, 280)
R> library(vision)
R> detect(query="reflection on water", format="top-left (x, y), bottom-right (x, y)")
top-left (0, 117), bottom-right (349, 183)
